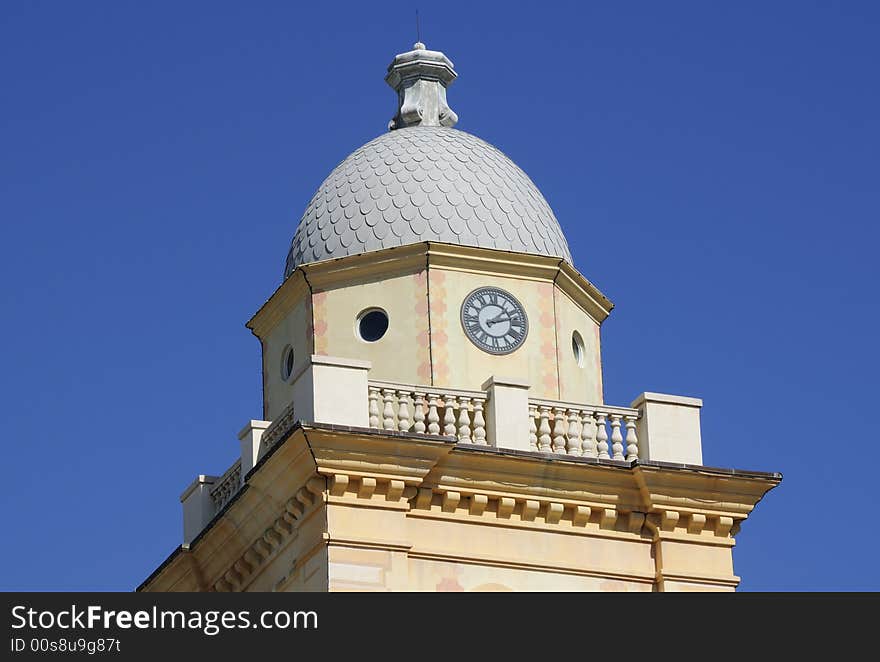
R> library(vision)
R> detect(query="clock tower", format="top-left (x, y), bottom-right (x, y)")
top-left (140, 42), bottom-right (780, 593)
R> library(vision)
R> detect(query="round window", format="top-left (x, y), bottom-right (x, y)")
top-left (281, 345), bottom-right (295, 381)
top-left (572, 331), bottom-right (585, 368)
top-left (357, 309), bottom-right (389, 342)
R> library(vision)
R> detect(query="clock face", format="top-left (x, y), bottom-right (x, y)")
top-left (460, 287), bottom-right (529, 355)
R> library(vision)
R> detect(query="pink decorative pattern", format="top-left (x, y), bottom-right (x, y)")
top-left (312, 291), bottom-right (328, 355)
top-left (537, 283), bottom-right (559, 398)
top-left (429, 270), bottom-right (449, 384)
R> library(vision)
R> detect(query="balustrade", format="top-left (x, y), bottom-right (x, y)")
top-left (368, 381), bottom-right (488, 445)
top-left (210, 459), bottom-right (242, 511)
top-left (368, 382), bottom-right (639, 460)
top-left (196, 381), bottom-right (642, 546)
top-left (527, 399), bottom-right (640, 461)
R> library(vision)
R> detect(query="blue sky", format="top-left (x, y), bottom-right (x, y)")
top-left (1, 1), bottom-right (877, 591)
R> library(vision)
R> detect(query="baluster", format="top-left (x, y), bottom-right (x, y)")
top-left (610, 414), bottom-right (624, 460)
top-left (581, 410), bottom-right (597, 458)
top-left (596, 412), bottom-right (609, 459)
top-left (413, 393), bottom-right (426, 434)
top-left (397, 390), bottom-right (412, 432)
top-left (369, 387), bottom-right (380, 429)
top-left (457, 396), bottom-right (472, 443)
top-left (528, 404), bottom-right (538, 452)
top-left (472, 399), bottom-right (487, 445)
top-left (552, 407), bottom-right (567, 454)
top-left (538, 406), bottom-right (552, 453)
top-left (427, 394), bottom-right (441, 435)
top-left (566, 409), bottom-right (582, 456)
top-left (443, 396), bottom-right (457, 437)
top-left (382, 389), bottom-right (396, 431)
top-left (625, 415), bottom-right (639, 462)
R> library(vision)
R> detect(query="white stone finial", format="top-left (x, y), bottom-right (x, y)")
top-left (386, 42), bottom-right (458, 130)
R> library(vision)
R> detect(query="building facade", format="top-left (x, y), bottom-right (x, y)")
top-left (139, 42), bottom-right (780, 593)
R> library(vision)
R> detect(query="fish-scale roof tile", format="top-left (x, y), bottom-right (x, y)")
top-left (283, 126), bottom-right (572, 277)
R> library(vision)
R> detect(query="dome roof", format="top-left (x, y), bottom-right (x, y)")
top-left (283, 126), bottom-right (572, 277)
top-left (283, 42), bottom-right (573, 278)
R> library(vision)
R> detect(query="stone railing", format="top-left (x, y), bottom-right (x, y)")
top-left (205, 399), bottom-right (297, 523)
top-left (365, 379), bottom-right (641, 460)
top-left (260, 400), bottom-right (297, 452)
top-left (528, 398), bottom-right (640, 461)
top-left (368, 380), bottom-right (488, 445)
top-left (210, 458), bottom-right (242, 511)
top-left (181, 352), bottom-right (701, 545)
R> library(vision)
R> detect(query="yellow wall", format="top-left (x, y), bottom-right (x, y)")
top-left (326, 544), bottom-right (652, 592)
top-left (334, 266), bottom-right (604, 401)
top-left (312, 269), bottom-right (430, 386)
top-left (428, 269), bottom-right (561, 398)
top-left (407, 559), bottom-right (651, 592)
top-left (321, 498), bottom-right (656, 591)
top-left (554, 287), bottom-right (603, 403)
top-left (256, 247), bottom-right (610, 419)
top-left (263, 297), bottom-right (313, 420)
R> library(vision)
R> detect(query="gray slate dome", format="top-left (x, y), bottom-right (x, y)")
top-left (283, 43), bottom-right (572, 278)
top-left (283, 127), bottom-right (573, 277)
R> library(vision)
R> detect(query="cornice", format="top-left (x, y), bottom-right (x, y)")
top-left (304, 426), bottom-right (455, 486)
top-left (425, 243), bottom-right (562, 280)
top-left (656, 570), bottom-right (741, 589)
top-left (247, 269), bottom-right (310, 340)
top-left (210, 476), bottom-right (327, 592)
top-left (426, 445), bottom-right (645, 513)
top-left (304, 242), bottom-right (430, 291)
top-left (246, 242), bottom-right (616, 341)
top-left (140, 424), bottom-right (781, 591)
top-left (139, 474), bottom-right (325, 593)
top-left (553, 261), bottom-right (613, 324)
top-left (633, 463), bottom-right (781, 519)
top-left (425, 243), bottom-right (613, 323)
top-left (141, 427), bottom-right (325, 593)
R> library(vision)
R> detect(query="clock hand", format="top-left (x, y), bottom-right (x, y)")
top-left (486, 313), bottom-right (511, 327)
